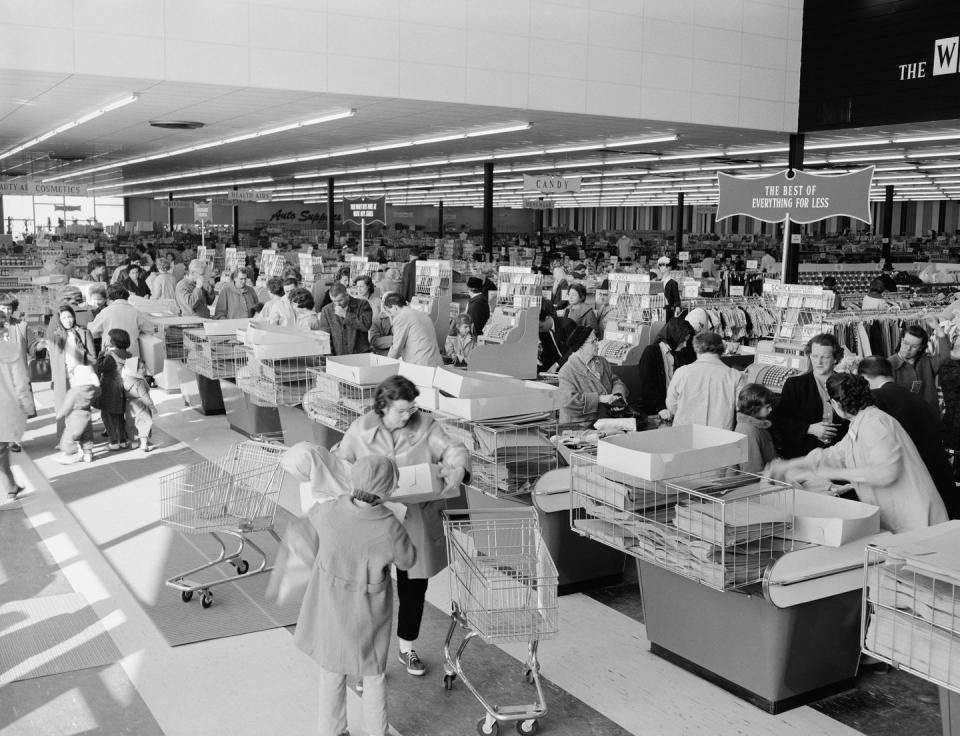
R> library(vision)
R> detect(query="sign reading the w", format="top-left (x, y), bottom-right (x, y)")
top-left (933, 36), bottom-right (959, 75)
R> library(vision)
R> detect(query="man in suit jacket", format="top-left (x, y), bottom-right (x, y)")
top-left (859, 355), bottom-right (958, 518)
top-left (465, 277), bottom-right (490, 335)
top-left (400, 253), bottom-right (419, 302)
top-left (888, 320), bottom-right (950, 414)
top-left (318, 284), bottom-right (373, 356)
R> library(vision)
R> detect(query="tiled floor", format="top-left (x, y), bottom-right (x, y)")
top-left (0, 385), bottom-right (948, 736)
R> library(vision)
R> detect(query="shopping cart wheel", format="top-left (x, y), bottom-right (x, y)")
top-left (180, 591), bottom-right (193, 603)
top-left (443, 674), bottom-right (456, 690)
top-left (476, 717), bottom-right (500, 736)
top-left (523, 668), bottom-right (534, 684)
top-left (234, 559), bottom-right (249, 575)
top-left (516, 720), bottom-right (538, 735)
top-left (201, 591), bottom-right (213, 608)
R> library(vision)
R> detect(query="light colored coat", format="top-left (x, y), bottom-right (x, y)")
top-left (0, 347), bottom-right (32, 442)
top-left (807, 406), bottom-right (948, 533)
top-left (387, 307), bottom-right (442, 367)
top-left (88, 300), bottom-right (150, 358)
top-left (213, 282), bottom-right (259, 320)
top-left (49, 327), bottom-right (95, 412)
top-left (293, 496), bottom-right (416, 676)
top-left (557, 353), bottom-right (627, 426)
top-left (150, 273), bottom-right (178, 300)
top-left (337, 410), bottom-right (470, 578)
top-left (666, 354), bottom-right (743, 430)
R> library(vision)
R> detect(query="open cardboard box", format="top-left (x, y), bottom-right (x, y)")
top-left (399, 360), bottom-right (438, 388)
top-left (433, 367), bottom-right (527, 398)
top-left (788, 489), bottom-right (880, 547)
top-left (204, 319), bottom-right (249, 335)
top-left (415, 386), bottom-right (440, 412)
top-left (597, 424), bottom-right (749, 481)
top-left (393, 463), bottom-right (459, 504)
top-left (438, 390), bottom-right (557, 420)
top-left (326, 354), bottom-right (399, 385)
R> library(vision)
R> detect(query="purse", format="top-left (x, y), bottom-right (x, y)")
top-left (28, 346), bottom-right (52, 383)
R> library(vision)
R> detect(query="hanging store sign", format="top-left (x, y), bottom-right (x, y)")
top-left (522, 174), bottom-right (581, 193)
top-left (218, 189), bottom-right (272, 203)
top-left (54, 204), bottom-right (82, 212)
top-left (0, 179), bottom-right (90, 197)
top-left (524, 199), bottom-right (555, 210)
top-left (164, 199), bottom-right (195, 209)
top-left (340, 196), bottom-right (386, 226)
top-left (716, 167), bottom-right (874, 225)
top-left (194, 203), bottom-right (211, 221)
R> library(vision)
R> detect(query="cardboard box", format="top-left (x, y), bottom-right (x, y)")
top-left (415, 386), bottom-right (440, 412)
top-left (399, 360), bottom-right (437, 388)
top-left (325, 354), bottom-right (399, 385)
top-left (204, 319), bottom-right (248, 336)
top-left (597, 424), bottom-right (749, 481)
top-left (438, 390), bottom-right (557, 420)
top-left (138, 334), bottom-right (165, 375)
top-left (393, 464), bottom-right (459, 504)
top-left (433, 367), bottom-right (527, 398)
top-left (789, 489), bottom-right (880, 547)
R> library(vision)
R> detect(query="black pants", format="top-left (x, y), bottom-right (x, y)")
top-left (102, 412), bottom-right (127, 444)
top-left (396, 569), bottom-right (429, 642)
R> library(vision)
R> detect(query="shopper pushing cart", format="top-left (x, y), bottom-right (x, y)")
top-left (442, 508), bottom-right (559, 736)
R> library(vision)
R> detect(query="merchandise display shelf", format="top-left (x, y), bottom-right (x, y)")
top-left (302, 368), bottom-right (376, 432)
top-left (235, 347), bottom-right (323, 407)
top-left (182, 329), bottom-right (245, 379)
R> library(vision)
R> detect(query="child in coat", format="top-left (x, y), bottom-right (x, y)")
top-left (444, 313), bottom-right (477, 367)
top-left (95, 328), bottom-right (131, 450)
top-left (293, 455), bottom-right (416, 736)
top-left (735, 383), bottom-right (778, 473)
top-left (55, 364), bottom-right (99, 464)
top-left (122, 355), bottom-right (156, 452)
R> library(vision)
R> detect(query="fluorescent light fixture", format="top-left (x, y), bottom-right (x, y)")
top-left (1, 93), bottom-right (137, 162)
top-left (608, 135), bottom-right (678, 147)
top-left (830, 154), bottom-right (904, 163)
top-left (725, 145), bottom-right (789, 156)
top-left (805, 138), bottom-right (891, 150)
top-left (413, 133), bottom-right (467, 145)
top-left (893, 132), bottom-right (960, 143)
top-left (906, 149), bottom-right (960, 159)
top-left (658, 151), bottom-right (724, 161)
top-left (43, 107), bottom-right (354, 182)
top-left (465, 123), bottom-right (531, 137)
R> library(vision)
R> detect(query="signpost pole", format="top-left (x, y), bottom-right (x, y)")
top-left (201, 217), bottom-right (205, 250)
top-left (167, 193), bottom-right (174, 234)
top-left (360, 217), bottom-right (366, 258)
top-left (780, 214), bottom-right (790, 283)
top-left (882, 185), bottom-right (894, 268)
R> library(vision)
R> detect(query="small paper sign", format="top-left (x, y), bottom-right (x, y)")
top-left (730, 285), bottom-right (745, 297)
top-left (678, 251), bottom-right (690, 261)
top-left (746, 260), bottom-right (758, 269)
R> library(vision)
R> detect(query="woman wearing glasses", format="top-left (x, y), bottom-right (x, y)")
top-left (558, 327), bottom-right (628, 427)
top-left (337, 375), bottom-right (470, 679)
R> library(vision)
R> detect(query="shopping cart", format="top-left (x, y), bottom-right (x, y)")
top-left (160, 440), bottom-right (286, 609)
top-left (442, 508), bottom-right (559, 736)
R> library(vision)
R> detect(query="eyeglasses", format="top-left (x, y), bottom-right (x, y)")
top-left (391, 405), bottom-right (419, 418)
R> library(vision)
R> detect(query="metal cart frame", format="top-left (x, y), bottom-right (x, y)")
top-left (442, 508), bottom-right (559, 736)
top-left (159, 441), bottom-right (286, 609)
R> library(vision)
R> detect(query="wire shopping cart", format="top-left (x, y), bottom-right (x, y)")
top-left (160, 440), bottom-right (286, 609)
top-left (442, 508), bottom-right (559, 736)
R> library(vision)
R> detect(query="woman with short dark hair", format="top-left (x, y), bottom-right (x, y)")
top-left (636, 317), bottom-right (695, 414)
top-left (768, 373), bottom-right (948, 532)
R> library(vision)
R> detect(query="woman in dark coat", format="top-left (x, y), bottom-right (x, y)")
top-left (636, 318), bottom-right (695, 414)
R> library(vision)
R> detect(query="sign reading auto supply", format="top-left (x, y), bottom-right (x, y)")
top-left (522, 174), bottom-right (581, 193)
top-left (340, 196), bottom-right (386, 225)
top-left (716, 167), bottom-right (874, 224)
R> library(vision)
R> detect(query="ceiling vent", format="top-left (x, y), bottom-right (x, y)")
top-left (149, 120), bottom-right (205, 130)
top-left (48, 153), bottom-right (86, 162)
top-left (0, 170), bottom-right (27, 177)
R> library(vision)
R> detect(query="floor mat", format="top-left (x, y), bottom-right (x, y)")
top-left (0, 505), bottom-right (73, 601)
top-left (0, 593), bottom-right (122, 685)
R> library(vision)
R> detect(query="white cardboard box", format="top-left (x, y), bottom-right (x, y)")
top-left (789, 489), bottom-right (880, 547)
top-left (393, 463), bottom-right (458, 504)
top-left (326, 354), bottom-right (399, 385)
top-left (433, 367), bottom-right (527, 398)
top-left (138, 334), bottom-right (165, 374)
top-left (438, 390), bottom-right (557, 420)
top-left (399, 360), bottom-right (437, 388)
top-left (204, 319), bottom-right (249, 336)
top-left (597, 424), bottom-right (749, 481)
top-left (415, 386), bottom-right (440, 412)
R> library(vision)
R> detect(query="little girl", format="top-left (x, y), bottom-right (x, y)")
top-left (95, 328), bottom-right (131, 450)
top-left (444, 313), bottom-right (477, 367)
top-left (735, 383), bottom-right (778, 473)
top-left (55, 364), bottom-right (99, 464)
top-left (122, 356), bottom-right (156, 452)
top-left (293, 455), bottom-right (416, 736)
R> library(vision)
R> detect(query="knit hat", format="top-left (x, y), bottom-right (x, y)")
top-left (71, 364), bottom-right (100, 388)
top-left (466, 276), bottom-right (483, 291)
top-left (350, 455), bottom-right (398, 504)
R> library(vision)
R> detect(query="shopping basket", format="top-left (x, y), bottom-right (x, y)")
top-left (442, 508), bottom-right (559, 736)
top-left (160, 440), bottom-right (286, 609)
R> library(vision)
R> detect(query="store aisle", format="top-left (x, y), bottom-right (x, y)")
top-left (0, 386), bottom-right (933, 736)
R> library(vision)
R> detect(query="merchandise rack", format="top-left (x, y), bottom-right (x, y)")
top-left (862, 543), bottom-right (960, 692)
top-left (235, 348), bottom-right (323, 406)
top-left (302, 368), bottom-right (376, 431)
top-left (569, 451), bottom-right (794, 591)
top-left (436, 416), bottom-right (559, 499)
top-left (183, 328), bottom-right (245, 379)
top-left (150, 316), bottom-right (207, 361)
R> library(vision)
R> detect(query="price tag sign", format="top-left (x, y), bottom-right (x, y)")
top-left (194, 203), bottom-right (211, 221)
top-left (683, 282), bottom-right (700, 298)
top-left (730, 285), bottom-right (745, 297)
top-left (746, 260), bottom-right (758, 269)
top-left (791, 234), bottom-right (801, 244)
top-left (678, 251), bottom-right (690, 261)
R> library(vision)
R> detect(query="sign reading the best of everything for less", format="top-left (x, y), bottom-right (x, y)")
top-left (716, 167), bottom-right (874, 224)
top-left (340, 196), bottom-right (386, 225)
top-left (0, 179), bottom-right (90, 197)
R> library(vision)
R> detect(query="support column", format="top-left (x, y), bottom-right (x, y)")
top-left (882, 185), bottom-right (894, 267)
top-left (327, 177), bottom-right (336, 249)
top-left (167, 193), bottom-right (174, 233)
top-left (675, 192), bottom-right (684, 254)
top-left (232, 187), bottom-right (239, 245)
top-left (535, 207), bottom-right (544, 248)
top-left (438, 200), bottom-right (444, 237)
top-left (123, 197), bottom-right (131, 224)
top-left (782, 133), bottom-right (804, 284)
top-left (483, 162), bottom-right (494, 255)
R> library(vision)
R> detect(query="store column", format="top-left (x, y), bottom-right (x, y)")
top-left (232, 187), bottom-right (239, 246)
top-left (167, 193), bottom-right (174, 233)
top-left (882, 185), bottom-right (894, 267)
top-left (327, 178), bottom-right (335, 249)
top-left (535, 208), bottom-right (544, 248)
top-left (782, 133), bottom-right (804, 284)
top-left (675, 192), bottom-right (684, 254)
top-left (483, 162), bottom-right (493, 255)
top-left (438, 200), bottom-right (443, 238)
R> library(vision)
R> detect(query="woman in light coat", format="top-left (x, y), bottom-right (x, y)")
top-left (557, 327), bottom-right (628, 426)
top-left (42, 304), bottom-right (95, 439)
top-left (337, 375), bottom-right (470, 677)
top-left (0, 313), bottom-right (32, 500)
top-left (768, 373), bottom-right (948, 533)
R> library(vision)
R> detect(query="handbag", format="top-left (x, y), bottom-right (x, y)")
top-left (28, 346), bottom-right (51, 383)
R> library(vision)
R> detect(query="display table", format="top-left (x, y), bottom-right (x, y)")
top-left (177, 364), bottom-right (225, 415)
top-left (639, 561), bottom-right (861, 713)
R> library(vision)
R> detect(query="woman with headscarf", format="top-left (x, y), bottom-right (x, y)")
top-left (0, 309), bottom-right (32, 503)
top-left (636, 317), bottom-right (695, 415)
top-left (558, 327), bottom-right (628, 426)
top-left (42, 303), bottom-right (95, 439)
top-left (281, 442), bottom-right (351, 513)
